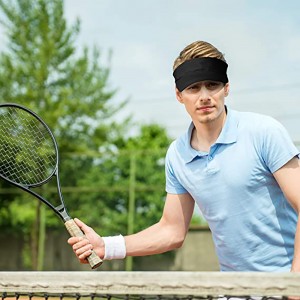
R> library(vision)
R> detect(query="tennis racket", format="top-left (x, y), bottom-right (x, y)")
top-left (0, 103), bottom-right (102, 269)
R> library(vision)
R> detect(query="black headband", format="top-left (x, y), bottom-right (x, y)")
top-left (173, 57), bottom-right (228, 92)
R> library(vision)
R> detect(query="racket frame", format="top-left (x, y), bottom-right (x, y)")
top-left (0, 103), bottom-right (102, 268)
top-left (0, 103), bottom-right (70, 222)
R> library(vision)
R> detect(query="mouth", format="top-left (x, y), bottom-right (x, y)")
top-left (197, 105), bottom-right (214, 112)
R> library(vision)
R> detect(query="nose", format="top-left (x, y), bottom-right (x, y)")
top-left (197, 87), bottom-right (211, 103)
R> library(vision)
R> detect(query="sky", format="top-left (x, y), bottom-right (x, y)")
top-left (1, 1), bottom-right (300, 142)
top-left (62, 0), bottom-right (300, 143)
top-left (0, 1), bottom-right (299, 220)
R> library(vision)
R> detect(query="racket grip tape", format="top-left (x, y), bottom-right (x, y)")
top-left (65, 219), bottom-right (103, 269)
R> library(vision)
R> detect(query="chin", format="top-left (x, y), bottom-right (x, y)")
top-left (199, 113), bottom-right (217, 122)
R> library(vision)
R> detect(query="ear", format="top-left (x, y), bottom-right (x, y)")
top-left (224, 83), bottom-right (230, 97)
top-left (175, 87), bottom-right (184, 103)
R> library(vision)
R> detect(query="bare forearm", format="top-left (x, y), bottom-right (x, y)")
top-left (291, 214), bottom-right (300, 272)
top-left (124, 220), bottom-right (185, 257)
top-left (68, 194), bottom-right (194, 263)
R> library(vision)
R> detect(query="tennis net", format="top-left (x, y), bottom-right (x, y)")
top-left (0, 272), bottom-right (299, 300)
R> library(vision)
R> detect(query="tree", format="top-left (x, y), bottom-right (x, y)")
top-left (78, 124), bottom-right (171, 233)
top-left (77, 124), bottom-right (172, 270)
top-left (0, 0), bottom-right (128, 270)
top-left (0, 0), bottom-right (201, 272)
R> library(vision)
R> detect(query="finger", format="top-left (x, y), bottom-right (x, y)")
top-left (74, 218), bottom-right (91, 234)
top-left (67, 236), bottom-right (81, 245)
top-left (74, 243), bottom-right (93, 256)
top-left (72, 238), bottom-right (89, 251)
top-left (78, 249), bottom-right (93, 260)
top-left (78, 257), bottom-right (89, 264)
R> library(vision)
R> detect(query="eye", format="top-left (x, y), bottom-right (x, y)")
top-left (206, 81), bottom-right (222, 90)
top-left (187, 83), bottom-right (200, 91)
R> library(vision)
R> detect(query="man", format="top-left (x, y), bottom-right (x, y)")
top-left (68, 41), bottom-right (300, 271)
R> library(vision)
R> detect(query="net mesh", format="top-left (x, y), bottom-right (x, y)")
top-left (0, 272), bottom-right (299, 300)
top-left (0, 106), bottom-right (57, 186)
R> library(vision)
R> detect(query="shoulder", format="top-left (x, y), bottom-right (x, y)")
top-left (166, 138), bottom-right (183, 163)
top-left (165, 123), bottom-right (197, 168)
top-left (234, 109), bottom-right (276, 124)
top-left (167, 124), bottom-right (192, 155)
top-left (233, 110), bottom-right (284, 133)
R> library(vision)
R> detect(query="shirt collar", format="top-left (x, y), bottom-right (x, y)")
top-left (179, 107), bottom-right (239, 163)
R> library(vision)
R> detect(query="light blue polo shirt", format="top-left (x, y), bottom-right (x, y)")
top-left (165, 108), bottom-right (299, 271)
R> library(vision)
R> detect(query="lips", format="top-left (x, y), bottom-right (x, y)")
top-left (197, 105), bottom-right (214, 111)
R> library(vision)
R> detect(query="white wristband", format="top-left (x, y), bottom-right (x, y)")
top-left (102, 235), bottom-right (126, 260)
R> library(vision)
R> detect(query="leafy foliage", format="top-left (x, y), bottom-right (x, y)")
top-left (76, 124), bottom-right (172, 236)
top-left (0, 0), bottom-right (196, 271)
top-left (0, 0), bottom-right (129, 269)
top-left (0, 0), bottom-right (127, 231)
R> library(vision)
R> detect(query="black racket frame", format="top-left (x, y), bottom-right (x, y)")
top-left (0, 102), bottom-right (71, 222)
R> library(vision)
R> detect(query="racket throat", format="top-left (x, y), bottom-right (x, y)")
top-left (55, 204), bottom-right (71, 221)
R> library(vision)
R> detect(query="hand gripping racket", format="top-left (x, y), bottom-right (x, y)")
top-left (0, 103), bottom-right (102, 269)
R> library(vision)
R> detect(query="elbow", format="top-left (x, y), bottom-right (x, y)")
top-left (158, 219), bottom-right (188, 251)
top-left (173, 239), bottom-right (184, 249)
top-left (169, 231), bottom-right (186, 250)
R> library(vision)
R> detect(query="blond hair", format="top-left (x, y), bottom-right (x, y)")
top-left (173, 41), bottom-right (226, 71)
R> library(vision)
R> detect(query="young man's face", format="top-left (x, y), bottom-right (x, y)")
top-left (175, 80), bottom-right (229, 125)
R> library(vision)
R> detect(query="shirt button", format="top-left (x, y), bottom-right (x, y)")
top-left (208, 156), bottom-right (213, 161)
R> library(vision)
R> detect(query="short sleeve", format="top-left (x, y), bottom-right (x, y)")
top-left (261, 117), bottom-right (299, 173)
top-left (165, 142), bottom-right (188, 194)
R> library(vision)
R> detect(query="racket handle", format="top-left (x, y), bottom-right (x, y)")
top-left (65, 219), bottom-right (103, 269)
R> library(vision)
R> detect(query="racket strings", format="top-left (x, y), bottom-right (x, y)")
top-left (0, 106), bottom-right (57, 186)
